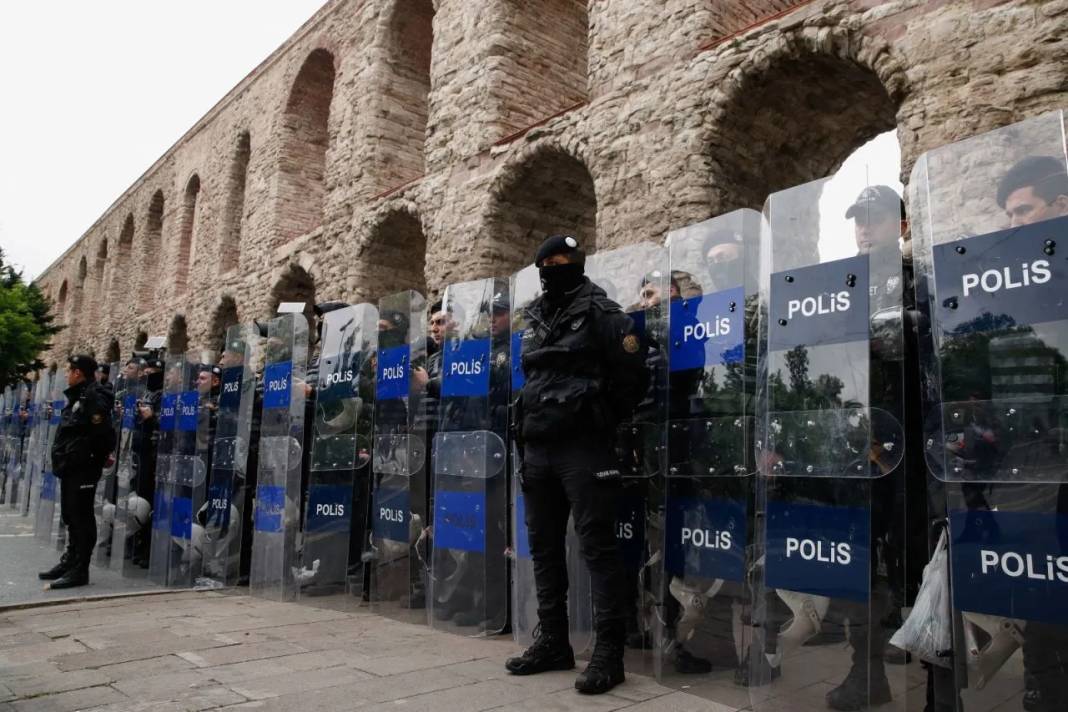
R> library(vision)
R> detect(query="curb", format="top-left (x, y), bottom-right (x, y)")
top-left (0, 587), bottom-right (194, 613)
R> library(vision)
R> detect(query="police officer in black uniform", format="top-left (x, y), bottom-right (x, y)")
top-left (39, 355), bottom-right (115, 589)
top-left (505, 235), bottom-right (649, 695)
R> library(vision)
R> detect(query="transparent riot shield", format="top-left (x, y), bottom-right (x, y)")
top-left (93, 361), bottom-right (122, 567)
top-left (21, 378), bottom-right (46, 517)
top-left (656, 210), bottom-right (762, 700)
top-left (149, 355), bottom-right (183, 585)
top-left (509, 266), bottom-right (593, 653)
top-left (5, 382), bottom-right (28, 509)
top-left (427, 278), bottom-right (510, 636)
top-left (110, 361), bottom-right (147, 577)
top-left (367, 290), bottom-right (428, 623)
top-left (750, 170), bottom-right (908, 712)
top-left (164, 353), bottom-right (216, 587)
top-left (296, 304), bottom-right (378, 604)
top-left (48, 375), bottom-right (67, 551)
top-left (911, 110), bottom-right (1068, 712)
top-left (250, 313), bottom-right (309, 601)
top-left (33, 372), bottom-right (57, 541)
top-left (586, 243), bottom-right (668, 674)
top-left (0, 387), bottom-right (9, 503)
top-left (200, 326), bottom-right (259, 588)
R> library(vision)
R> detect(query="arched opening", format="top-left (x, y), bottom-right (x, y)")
top-left (57, 280), bottom-right (68, 315)
top-left (220, 132), bottom-right (251, 274)
top-left (494, 0), bottom-right (588, 139)
top-left (105, 339), bottom-right (121, 364)
top-left (487, 147), bottom-right (597, 275)
top-left (709, 49), bottom-right (899, 215)
top-left (167, 314), bottom-right (189, 354)
top-left (268, 264), bottom-right (317, 325)
top-left (207, 295), bottom-right (239, 354)
top-left (134, 331), bottom-right (148, 351)
top-left (277, 49), bottom-right (335, 244)
top-left (176, 174), bottom-right (201, 292)
top-left (377, 0), bottom-right (434, 190)
top-left (117, 214), bottom-right (134, 294)
top-left (361, 210), bottom-right (428, 301)
top-left (142, 191), bottom-right (165, 302)
top-left (73, 256), bottom-right (88, 315)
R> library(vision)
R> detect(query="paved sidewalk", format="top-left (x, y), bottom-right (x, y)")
top-left (0, 591), bottom-right (734, 712)
top-left (0, 509), bottom-right (160, 606)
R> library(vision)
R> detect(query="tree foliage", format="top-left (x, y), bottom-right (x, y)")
top-left (0, 249), bottom-right (62, 388)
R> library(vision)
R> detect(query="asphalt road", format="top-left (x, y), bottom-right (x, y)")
top-left (0, 506), bottom-right (159, 606)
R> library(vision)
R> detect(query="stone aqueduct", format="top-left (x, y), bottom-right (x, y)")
top-left (34, 0), bottom-right (1068, 363)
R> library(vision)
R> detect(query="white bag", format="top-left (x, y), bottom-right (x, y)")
top-left (889, 529), bottom-right (952, 667)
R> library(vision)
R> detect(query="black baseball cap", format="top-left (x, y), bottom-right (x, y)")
top-left (68, 355), bottom-right (97, 380)
top-left (845, 185), bottom-right (905, 220)
top-left (534, 234), bottom-right (585, 267)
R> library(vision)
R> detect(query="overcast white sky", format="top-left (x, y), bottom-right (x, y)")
top-left (0, 1), bottom-right (327, 281)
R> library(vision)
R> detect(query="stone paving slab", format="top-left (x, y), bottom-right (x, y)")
top-left (0, 591), bottom-right (737, 712)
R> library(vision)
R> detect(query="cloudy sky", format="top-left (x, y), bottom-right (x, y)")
top-left (0, 0), bottom-right (327, 281)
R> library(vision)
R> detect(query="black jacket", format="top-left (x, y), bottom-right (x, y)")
top-left (517, 278), bottom-right (648, 445)
top-left (52, 380), bottom-right (115, 480)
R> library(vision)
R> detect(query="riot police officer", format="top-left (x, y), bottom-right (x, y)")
top-left (39, 355), bottom-right (115, 588)
top-left (505, 235), bottom-right (648, 695)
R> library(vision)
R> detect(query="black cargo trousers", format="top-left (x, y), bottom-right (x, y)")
top-left (59, 469), bottom-right (99, 571)
top-left (521, 438), bottom-right (627, 641)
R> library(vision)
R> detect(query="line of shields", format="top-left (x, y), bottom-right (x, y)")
top-left (11, 108), bottom-right (1068, 712)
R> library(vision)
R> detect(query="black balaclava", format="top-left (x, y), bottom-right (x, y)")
top-left (535, 234), bottom-right (586, 305)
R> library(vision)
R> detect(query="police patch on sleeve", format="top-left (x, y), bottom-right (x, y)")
top-left (622, 334), bottom-right (640, 353)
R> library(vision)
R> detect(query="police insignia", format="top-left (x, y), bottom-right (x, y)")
top-left (91, 414), bottom-right (104, 424)
top-left (622, 334), bottom-right (639, 353)
top-left (495, 352), bottom-right (507, 367)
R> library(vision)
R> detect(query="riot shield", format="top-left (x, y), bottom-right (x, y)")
top-left (427, 278), bottom-right (510, 636)
top-left (249, 313), bottom-right (309, 601)
top-left (0, 387), bottom-right (9, 504)
top-left (110, 361), bottom-right (148, 577)
top-left (92, 361), bottom-right (122, 567)
top-left (911, 110), bottom-right (1068, 712)
top-left (656, 211), bottom-right (762, 698)
top-left (48, 375), bottom-right (67, 551)
top-left (367, 290), bottom-right (428, 623)
top-left (509, 266), bottom-right (593, 653)
top-left (295, 303), bottom-right (377, 604)
top-left (749, 171), bottom-right (909, 712)
top-left (33, 372), bottom-right (58, 541)
top-left (21, 378), bottom-right (46, 516)
top-left (586, 243), bottom-right (668, 674)
top-left (148, 354), bottom-right (183, 585)
top-left (163, 353), bottom-right (216, 587)
top-left (5, 382), bottom-right (28, 509)
top-left (200, 326), bottom-right (259, 588)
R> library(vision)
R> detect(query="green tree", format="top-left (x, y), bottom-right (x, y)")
top-left (0, 249), bottom-right (61, 388)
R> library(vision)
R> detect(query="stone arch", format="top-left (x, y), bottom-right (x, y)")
top-left (73, 255), bottom-right (88, 314)
top-left (276, 49), bottom-right (336, 244)
top-left (134, 331), bottom-right (148, 351)
top-left (358, 206), bottom-right (428, 302)
top-left (89, 239), bottom-right (107, 329)
top-left (105, 338), bottom-right (121, 364)
top-left (117, 214), bottom-right (134, 295)
top-left (167, 314), bottom-right (189, 354)
top-left (142, 190), bottom-right (165, 302)
top-left (207, 295), bottom-right (239, 354)
top-left (220, 131), bottom-right (251, 274)
top-left (484, 143), bottom-right (597, 276)
top-left (705, 27), bottom-right (909, 215)
top-left (373, 0), bottom-right (435, 190)
top-left (57, 280), bottom-right (68, 316)
top-left (268, 263), bottom-right (317, 324)
top-left (176, 174), bottom-right (201, 293)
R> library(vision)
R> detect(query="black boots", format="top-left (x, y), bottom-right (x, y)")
top-left (38, 549), bottom-right (74, 581)
top-left (49, 567), bottom-right (90, 590)
top-left (826, 660), bottom-right (892, 711)
top-left (575, 631), bottom-right (625, 695)
top-left (505, 624), bottom-right (576, 676)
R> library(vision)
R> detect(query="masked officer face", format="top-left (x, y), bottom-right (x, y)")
top-left (1004, 184), bottom-right (1068, 227)
top-left (853, 207), bottom-right (903, 253)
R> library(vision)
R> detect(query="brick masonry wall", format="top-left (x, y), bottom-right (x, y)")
top-left (34, 0), bottom-right (1068, 364)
